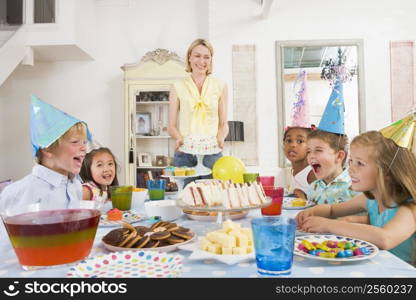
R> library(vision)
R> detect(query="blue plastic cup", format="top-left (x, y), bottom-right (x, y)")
top-left (146, 179), bottom-right (166, 200)
top-left (251, 216), bottom-right (296, 276)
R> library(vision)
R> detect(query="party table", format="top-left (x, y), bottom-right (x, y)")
top-left (0, 208), bottom-right (414, 278)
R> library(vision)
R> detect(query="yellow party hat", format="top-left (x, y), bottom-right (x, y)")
top-left (380, 114), bottom-right (416, 152)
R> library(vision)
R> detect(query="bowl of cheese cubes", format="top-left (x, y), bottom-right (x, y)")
top-left (200, 220), bottom-right (254, 255)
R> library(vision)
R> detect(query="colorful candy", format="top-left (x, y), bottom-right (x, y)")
top-left (299, 239), bottom-right (371, 259)
top-left (302, 240), bottom-right (316, 251)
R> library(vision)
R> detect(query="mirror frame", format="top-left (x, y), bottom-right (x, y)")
top-left (275, 39), bottom-right (366, 168)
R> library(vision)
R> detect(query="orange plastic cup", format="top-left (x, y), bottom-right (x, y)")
top-left (261, 187), bottom-right (283, 216)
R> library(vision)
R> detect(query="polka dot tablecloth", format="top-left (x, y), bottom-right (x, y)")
top-left (67, 251), bottom-right (183, 278)
top-left (0, 209), bottom-right (415, 278)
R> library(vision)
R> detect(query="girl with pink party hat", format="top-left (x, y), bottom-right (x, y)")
top-left (283, 70), bottom-right (316, 199)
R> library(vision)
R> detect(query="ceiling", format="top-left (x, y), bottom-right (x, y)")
top-left (283, 46), bottom-right (356, 69)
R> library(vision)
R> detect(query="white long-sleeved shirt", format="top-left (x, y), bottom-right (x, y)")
top-left (0, 164), bottom-right (82, 213)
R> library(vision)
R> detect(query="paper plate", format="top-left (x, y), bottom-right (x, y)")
top-left (67, 250), bottom-right (183, 278)
top-left (183, 211), bottom-right (248, 221)
top-left (99, 210), bottom-right (142, 227)
top-left (294, 234), bottom-right (379, 262)
top-left (178, 239), bottom-right (255, 265)
top-left (283, 197), bottom-right (315, 210)
top-left (102, 234), bottom-right (196, 253)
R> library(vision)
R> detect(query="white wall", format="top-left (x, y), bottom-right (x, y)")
top-left (1, 0), bottom-right (416, 185)
top-left (0, 0), bottom-right (208, 182)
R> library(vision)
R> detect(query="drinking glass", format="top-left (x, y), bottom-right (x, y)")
top-left (243, 173), bottom-right (259, 183)
top-left (110, 185), bottom-right (133, 210)
top-left (147, 179), bottom-right (166, 200)
top-left (261, 187), bottom-right (283, 216)
top-left (251, 216), bottom-right (296, 276)
top-left (257, 176), bottom-right (275, 187)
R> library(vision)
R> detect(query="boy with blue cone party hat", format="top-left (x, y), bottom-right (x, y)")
top-left (0, 95), bottom-right (92, 211)
top-left (305, 79), bottom-right (360, 204)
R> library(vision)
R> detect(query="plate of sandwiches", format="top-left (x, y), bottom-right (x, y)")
top-left (101, 221), bottom-right (196, 253)
top-left (283, 197), bottom-right (315, 210)
top-left (176, 180), bottom-right (271, 212)
top-left (182, 209), bottom-right (248, 221)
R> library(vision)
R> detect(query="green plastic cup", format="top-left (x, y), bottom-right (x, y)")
top-left (110, 186), bottom-right (133, 211)
top-left (243, 173), bottom-right (259, 183)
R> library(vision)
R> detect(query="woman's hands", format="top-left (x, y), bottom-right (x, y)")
top-left (217, 136), bottom-right (225, 149)
top-left (175, 137), bottom-right (184, 150)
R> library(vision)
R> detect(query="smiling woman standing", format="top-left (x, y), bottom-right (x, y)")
top-left (168, 39), bottom-right (228, 171)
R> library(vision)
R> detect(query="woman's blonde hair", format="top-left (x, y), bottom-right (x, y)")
top-left (351, 130), bottom-right (416, 207)
top-left (185, 38), bottom-right (214, 74)
top-left (36, 122), bottom-right (87, 164)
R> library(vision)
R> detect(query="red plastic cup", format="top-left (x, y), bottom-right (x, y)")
top-left (257, 176), bottom-right (275, 187)
top-left (261, 187), bottom-right (283, 216)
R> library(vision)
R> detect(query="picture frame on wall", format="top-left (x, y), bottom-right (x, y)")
top-left (136, 112), bottom-right (151, 135)
top-left (138, 152), bottom-right (152, 167)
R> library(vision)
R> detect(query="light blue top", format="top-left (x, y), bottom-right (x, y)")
top-left (367, 199), bottom-right (415, 265)
top-left (0, 164), bottom-right (82, 213)
top-left (307, 169), bottom-right (360, 204)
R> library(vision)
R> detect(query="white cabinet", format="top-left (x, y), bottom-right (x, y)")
top-left (121, 49), bottom-right (188, 186)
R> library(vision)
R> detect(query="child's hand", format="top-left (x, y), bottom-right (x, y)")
top-left (295, 208), bottom-right (314, 228)
top-left (301, 216), bottom-right (332, 233)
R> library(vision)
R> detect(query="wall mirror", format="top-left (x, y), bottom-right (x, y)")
top-left (275, 39), bottom-right (366, 167)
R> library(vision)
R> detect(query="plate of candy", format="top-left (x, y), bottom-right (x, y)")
top-left (294, 234), bottom-right (379, 262)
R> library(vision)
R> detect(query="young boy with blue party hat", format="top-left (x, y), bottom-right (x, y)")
top-left (0, 95), bottom-right (92, 211)
top-left (306, 79), bottom-right (360, 204)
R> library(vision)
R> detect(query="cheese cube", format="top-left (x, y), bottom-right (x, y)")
top-left (207, 244), bottom-right (222, 254)
top-left (199, 237), bottom-right (213, 251)
top-left (221, 247), bottom-right (233, 255)
top-left (246, 246), bottom-right (253, 253)
top-left (248, 239), bottom-right (253, 246)
top-left (241, 228), bottom-right (253, 239)
top-left (222, 220), bottom-right (240, 232)
top-left (228, 229), bottom-right (242, 237)
top-left (235, 234), bottom-right (249, 248)
top-left (206, 231), bottom-right (221, 242)
top-left (207, 231), bottom-right (236, 248)
top-left (232, 247), bottom-right (247, 255)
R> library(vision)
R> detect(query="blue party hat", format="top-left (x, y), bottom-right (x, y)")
top-left (30, 95), bottom-right (92, 157)
top-left (318, 79), bottom-right (345, 134)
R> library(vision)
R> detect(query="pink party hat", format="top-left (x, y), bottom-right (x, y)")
top-left (291, 70), bottom-right (311, 128)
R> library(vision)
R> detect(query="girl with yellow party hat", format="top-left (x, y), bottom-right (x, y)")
top-left (297, 130), bottom-right (416, 265)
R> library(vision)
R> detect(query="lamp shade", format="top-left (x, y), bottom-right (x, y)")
top-left (225, 121), bottom-right (244, 142)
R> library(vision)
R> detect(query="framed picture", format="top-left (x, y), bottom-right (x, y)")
top-left (138, 152), bottom-right (152, 167)
top-left (136, 112), bottom-right (151, 135)
top-left (155, 155), bottom-right (168, 167)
